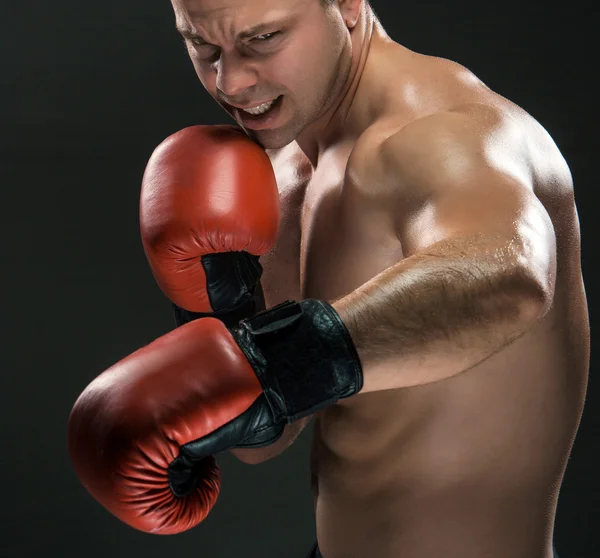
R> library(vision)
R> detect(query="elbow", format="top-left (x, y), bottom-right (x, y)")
top-left (519, 294), bottom-right (548, 329)
top-left (521, 238), bottom-right (557, 324)
top-left (229, 447), bottom-right (281, 465)
top-left (506, 253), bottom-right (555, 328)
top-left (515, 276), bottom-right (554, 328)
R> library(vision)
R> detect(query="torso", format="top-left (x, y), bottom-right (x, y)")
top-left (261, 45), bottom-right (589, 558)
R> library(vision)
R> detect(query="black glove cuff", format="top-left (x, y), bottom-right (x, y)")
top-left (171, 251), bottom-right (265, 329)
top-left (172, 282), bottom-right (266, 329)
top-left (229, 299), bottom-right (364, 423)
top-left (203, 251), bottom-right (263, 312)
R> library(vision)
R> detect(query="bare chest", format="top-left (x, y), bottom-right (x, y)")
top-left (260, 142), bottom-right (403, 309)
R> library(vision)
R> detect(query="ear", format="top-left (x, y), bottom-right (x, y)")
top-left (337, 0), bottom-right (364, 29)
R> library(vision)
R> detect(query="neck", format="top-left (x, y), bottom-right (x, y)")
top-left (295, 5), bottom-right (381, 167)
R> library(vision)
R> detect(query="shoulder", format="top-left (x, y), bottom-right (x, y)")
top-left (355, 102), bottom-right (571, 200)
top-left (380, 104), bottom-right (530, 188)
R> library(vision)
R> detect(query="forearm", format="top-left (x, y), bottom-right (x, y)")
top-left (333, 239), bottom-right (547, 393)
top-left (229, 415), bottom-right (312, 464)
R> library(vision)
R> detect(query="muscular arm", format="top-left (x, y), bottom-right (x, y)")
top-left (333, 105), bottom-right (558, 393)
top-left (232, 106), bottom-right (560, 461)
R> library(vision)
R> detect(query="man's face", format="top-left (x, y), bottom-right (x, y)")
top-left (172, 0), bottom-right (351, 149)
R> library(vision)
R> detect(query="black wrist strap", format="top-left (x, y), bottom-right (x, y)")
top-left (172, 282), bottom-right (266, 329)
top-left (229, 299), bottom-right (363, 423)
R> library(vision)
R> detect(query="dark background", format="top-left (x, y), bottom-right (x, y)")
top-left (1, 1), bottom-right (597, 556)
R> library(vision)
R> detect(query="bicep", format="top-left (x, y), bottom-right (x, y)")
top-left (398, 171), bottom-right (555, 264)
top-left (380, 108), bottom-right (557, 298)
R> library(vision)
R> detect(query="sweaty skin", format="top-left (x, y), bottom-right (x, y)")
top-left (172, 1), bottom-right (589, 556)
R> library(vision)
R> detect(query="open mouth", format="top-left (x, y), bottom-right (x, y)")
top-left (234, 95), bottom-right (284, 129)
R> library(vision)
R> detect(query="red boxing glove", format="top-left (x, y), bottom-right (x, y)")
top-left (67, 318), bottom-right (264, 535)
top-left (68, 300), bottom-right (363, 535)
top-left (140, 125), bottom-right (280, 327)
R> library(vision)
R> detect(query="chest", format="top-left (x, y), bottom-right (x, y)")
top-left (260, 144), bottom-right (403, 308)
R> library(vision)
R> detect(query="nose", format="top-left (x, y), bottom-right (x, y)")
top-left (215, 52), bottom-right (258, 100)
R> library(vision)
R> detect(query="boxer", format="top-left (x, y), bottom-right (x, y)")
top-left (69, 1), bottom-right (589, 557)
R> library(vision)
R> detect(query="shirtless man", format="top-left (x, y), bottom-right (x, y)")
top-left (67, 1), bottom-right (589, 557)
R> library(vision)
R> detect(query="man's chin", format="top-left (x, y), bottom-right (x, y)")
top-left (244, 128), bottom-right (295, 150)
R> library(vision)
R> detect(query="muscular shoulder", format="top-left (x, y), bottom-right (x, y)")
top-left (341, 104), bottom-right (508, 204)
top-left (366, 103), bottom-right (571, 201)
top-left (381, 104), bottom-right (531, 192)
top-left (345, 102), bottom-right (574, 256)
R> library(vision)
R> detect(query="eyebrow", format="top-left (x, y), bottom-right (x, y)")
top-left (176, 17), bottom-right (292, 44)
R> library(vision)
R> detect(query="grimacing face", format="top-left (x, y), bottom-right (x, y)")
top-left (172, 0), bottom-right (353, 149)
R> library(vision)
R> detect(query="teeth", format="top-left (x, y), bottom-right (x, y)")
top-left (242, 98), bottom-right (277, 115)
